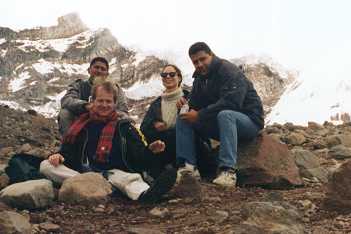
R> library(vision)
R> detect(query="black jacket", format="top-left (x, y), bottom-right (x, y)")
top-left (59, 119), bottom-right (154, 174)
top-left (189, 56), bottom-right (264, 129)
top-left (140, 89), bottom-right (189, 142)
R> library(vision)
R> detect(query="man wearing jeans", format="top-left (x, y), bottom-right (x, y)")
top-left (176, 42), bottom-right (264, 187)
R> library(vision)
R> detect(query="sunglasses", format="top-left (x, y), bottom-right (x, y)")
top-left (160, 72), bottom-right (177, 78)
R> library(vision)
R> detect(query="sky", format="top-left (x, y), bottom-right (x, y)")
top-left (1, 0), bottom-right (351, 78)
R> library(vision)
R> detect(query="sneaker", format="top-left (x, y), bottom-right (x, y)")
top-left (212, 168), bottom-right (237, 187)
top-left (138, 167), bottom-right (177, 203)
top-left (176, 163), bottom-right (200, 183)
top-left (173, 163), bottom-right (202, 201)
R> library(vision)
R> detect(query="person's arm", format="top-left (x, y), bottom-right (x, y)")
top-left (61, 80), bottom-right (88, 115)
top-left (198, 67), bottom-right (248, 121)
top-left (140, 99), bottom-right (163, 141)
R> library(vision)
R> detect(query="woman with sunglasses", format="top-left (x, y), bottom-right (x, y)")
top-left (141, 64), bottom-right (189, 173)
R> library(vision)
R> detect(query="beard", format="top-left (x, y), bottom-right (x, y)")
top-left (92, 76), bottom-right (117, 86)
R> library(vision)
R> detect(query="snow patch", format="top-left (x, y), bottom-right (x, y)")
top-left (0, 38), bottom-right (6, 45)
top-left (31, 90), bottom-right (66, 117)
top-left (1, 49), bottom-right (6, 57)
top-left (32, 59), bottom-right (89, 75)
top-left (0, 100), bottom-right (27, 111)
top-left (124, 74), bottom-right (164, 100)
top-left (9, 72), bottom-right (31, 92)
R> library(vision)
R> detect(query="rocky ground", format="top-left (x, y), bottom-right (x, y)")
top-left (1, 104), bottom-right (351, 233)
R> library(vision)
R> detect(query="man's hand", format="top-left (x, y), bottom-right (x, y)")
top-left (148, 140), bottom-right (165, 154)
top-left (48, 153), bottom-right (65, 167)
top-left (179, 109), bottom-right (199, 123)
top-left (154, 121), bottom-right (167, 132)
top-left (176, 97), bottom-right (187, 110)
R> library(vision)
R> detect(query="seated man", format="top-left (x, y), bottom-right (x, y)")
top-left (58, 57), bottom-right (128, 136)
top-left (41, 81), bottom-right (176, 203)
top-left (176, 42), bottom-right (264, 187)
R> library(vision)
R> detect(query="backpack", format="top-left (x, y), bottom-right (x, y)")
top-left (5, 153), bottom-right (45, 184)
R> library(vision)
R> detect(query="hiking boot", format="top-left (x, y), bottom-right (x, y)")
top-left (138, 167), bottom-right (177, 203)
top-left (173, 163), bottom-right (202, 201)
top-left (176, 163), bottom-right (200, 183)
top-left (212, 168), bottom-right (237, 187)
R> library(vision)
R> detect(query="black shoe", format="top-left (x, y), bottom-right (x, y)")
top-left (138, 167), bottom-right (177, 203)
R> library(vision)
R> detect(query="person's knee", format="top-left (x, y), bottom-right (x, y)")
top-left (39, 160), bottom-right (53, 175)
top-left (217, 110), bottom-right (237, 121)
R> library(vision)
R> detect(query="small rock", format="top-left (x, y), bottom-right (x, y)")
top-left (39, 222), bottom-right (60, 232)
top-left (204, 196), bottom-right (222, 203)
top-left (59, 172), bottom-right (112, 205)
top-left (209, 210), bottom-right (229, 223)
top-left (127, 227), bottom-right (165, 234)
top-left (149, 207), bottom-right (169, 218)
top-left (0, 210), bottom-right (32, 234)
top-left (0, 147), bottom-right (14, 157)
top-left (168, 198), bottom-right (182, 204)
top-left (329, 145), bottom-right (351, 159)
top-left (284, 132), bottom-right (306, 146)
top-left (0, 164), bottom-right (7, 175)
top-left (0, 179), bottom-right (54, 209)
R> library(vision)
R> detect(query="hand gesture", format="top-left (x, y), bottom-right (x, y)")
top-left (48, 153), bottom-right (65, 167)
top-left (148, 140), bottom-right (165, 154)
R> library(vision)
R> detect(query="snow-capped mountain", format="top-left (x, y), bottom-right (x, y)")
top-left (0, 13), bottom-right (166, 117)
top-left (0, 13), bottom-right (297, 124)
top-left (267, 65), bottom-right (351, 125)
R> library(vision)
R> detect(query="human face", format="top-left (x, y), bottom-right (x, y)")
top-left (88, 61), bottom-right (109, 78)
top-left (161, 66), bottom-right (180, 92)
top-left (92, 87), bottom-right (115, 117)
top-left (190, 51), bottom-right (213, 75)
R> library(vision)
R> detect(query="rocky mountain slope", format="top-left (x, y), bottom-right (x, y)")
top-left (1, 105), bottom-right (351, 233)
top-left (0, 13), bottom-right (295, 121)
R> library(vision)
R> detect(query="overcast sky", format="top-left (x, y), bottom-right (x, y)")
top-left (2, 0), bottom-right (351, 78)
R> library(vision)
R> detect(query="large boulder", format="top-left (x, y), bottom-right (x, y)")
top-left (0, 179), bottom-right (54, 209)
top-left (0, 211), bottom-right (32, 233)
top-left (326, 159), bottom-right (351, 210)
top-left (237, 134), bottom-right (303, 188)
top-left (58, 172), bottom-right (112, 205)
top-left (329, 145), bottom-right (351, 160)
top-left (292, 149), bottom-right (329, 183)
top-left (239, 201), bottom-right (305, 234)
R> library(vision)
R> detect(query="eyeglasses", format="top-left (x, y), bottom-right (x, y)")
top-left (160, 72), bottom-right (177, 78)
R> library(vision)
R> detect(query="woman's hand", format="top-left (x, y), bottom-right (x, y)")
top-left (154, 121), bottom-right (167, 132)
top-left (48, 153), bottom-right (65, 167)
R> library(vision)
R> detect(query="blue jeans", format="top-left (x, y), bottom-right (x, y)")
top-left (176, 110), bottom-right (260, 169)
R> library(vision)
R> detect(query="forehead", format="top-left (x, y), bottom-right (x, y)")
top-left (163, 66), bottom-right (177, 72)
top-left (95, 87), bottom-right (114, 99)
top-left (91, 61), bottom-right (108, 69)
top-left (190, 51), bottom-right (211, 61)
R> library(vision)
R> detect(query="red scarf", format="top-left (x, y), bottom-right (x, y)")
top-left (63, 110), bottom-right (120, 163)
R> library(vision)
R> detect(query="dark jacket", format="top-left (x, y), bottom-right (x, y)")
top-left (61, 78), bottom-right (128, 115)
top-left (189, 56), bottom-right (264, 129)
top-left (59, 119), bottom-right (155, 174)
top-left (140, 89), bottom-right (189, 142)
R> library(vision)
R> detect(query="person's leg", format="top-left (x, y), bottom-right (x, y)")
top-left (216, 110), bottom-right (259, 170)
top-left (40, 160), bottom-right (80, 184)
top-left (107, 169), bottom-right (150, 200)
top-left (57, 109), bottom-right (76, 136)
top-left (176, 117), bottom-right (197, 166)
top-left (107, 168), bottom-right (176, 203)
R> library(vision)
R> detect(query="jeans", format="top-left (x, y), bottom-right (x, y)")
top-left (176, 110), bottom-right (260, 169)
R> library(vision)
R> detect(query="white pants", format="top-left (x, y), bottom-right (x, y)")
top-left (40, 160), bottom-right (150, 200)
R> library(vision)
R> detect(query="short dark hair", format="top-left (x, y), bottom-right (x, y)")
top-left (188, 42), bottom-right (213, 57)
top-left (90, 57), bottom-right (109, 70)
top-left (91, 81), bottom-right (117, 103)
top-left (162, 64), bottom-right (183, 86)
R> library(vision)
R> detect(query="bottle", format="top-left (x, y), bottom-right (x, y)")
top-left (179, 103), bottom-right (189, 114)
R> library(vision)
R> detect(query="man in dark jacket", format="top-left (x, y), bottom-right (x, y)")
top-left (41, 81), bottom-right (176, 203)
top-left (176, 42), bottom-right (264, 187)
top-left (58, 57), bottom-right (129, 136)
